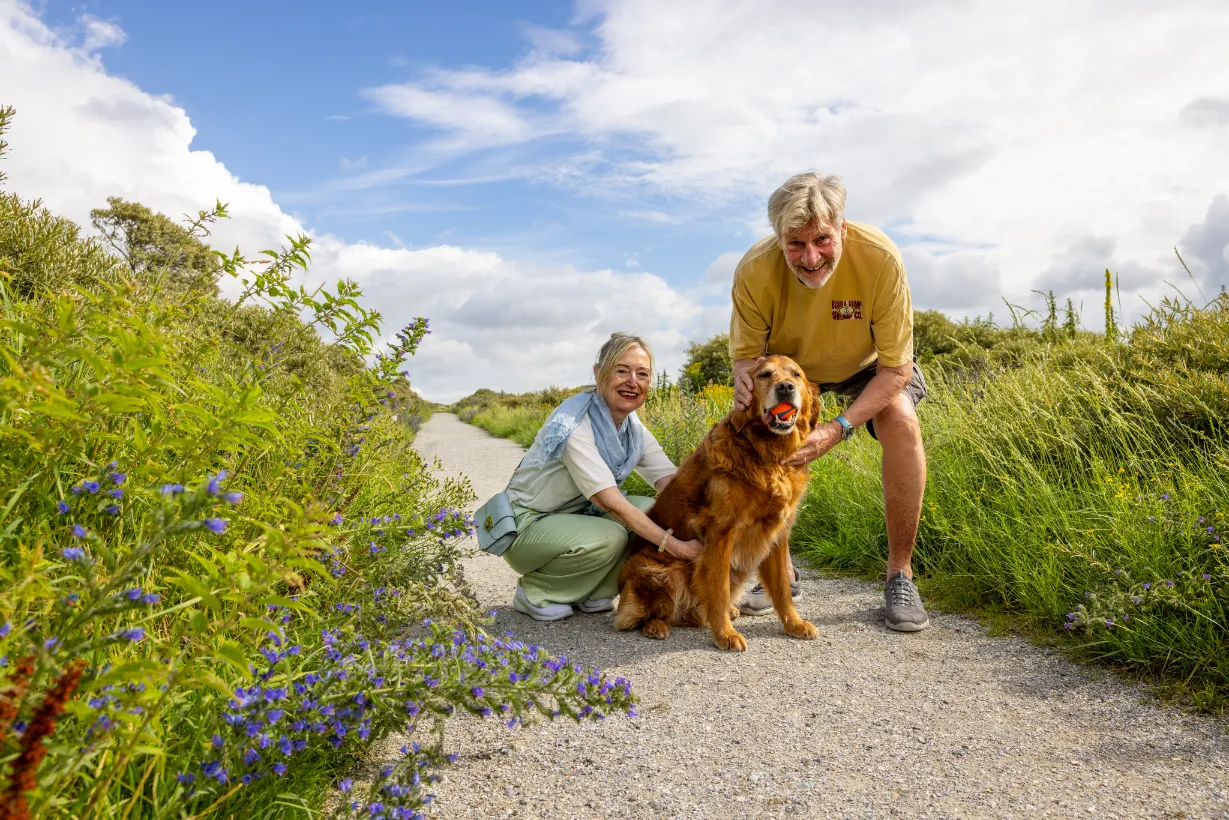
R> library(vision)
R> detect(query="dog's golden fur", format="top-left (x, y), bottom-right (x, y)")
top-left (614, 355), bottom-right (820, 651)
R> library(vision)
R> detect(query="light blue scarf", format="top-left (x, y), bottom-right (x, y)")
top-left (523, 389), bottom-right (645, 489)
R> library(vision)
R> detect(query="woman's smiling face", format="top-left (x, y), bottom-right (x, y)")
top-left (596, 345), bottom-right (652, 422)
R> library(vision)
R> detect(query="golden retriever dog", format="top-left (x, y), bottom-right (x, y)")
top-left (615, 355), bottom-right (820, 651)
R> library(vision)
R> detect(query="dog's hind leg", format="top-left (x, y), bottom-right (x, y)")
top-left (760, 537), bottom-right (818, 640)
top-left (614, 585), bottom-right (647, 632)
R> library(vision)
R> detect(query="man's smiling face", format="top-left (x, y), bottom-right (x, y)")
top-left (779, 217), bottom-right (847, 289)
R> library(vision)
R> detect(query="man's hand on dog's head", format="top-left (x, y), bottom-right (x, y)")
top-left (733, 356), bottom-right (766, 410)
top-left (783, 421), bottom-right (843, 467)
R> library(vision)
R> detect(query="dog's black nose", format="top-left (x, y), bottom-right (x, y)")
top-left (777, 382), bottom-right (795, 394)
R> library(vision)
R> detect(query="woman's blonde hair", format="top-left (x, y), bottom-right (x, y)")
top-left (593, 332), bottom-right (654, 390)
top-left (767, 172), bottom-right (847, 237)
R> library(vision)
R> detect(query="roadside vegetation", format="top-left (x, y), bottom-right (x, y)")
top-left (455, 267), bottom-right (1228, 712)
top-left (0, 106), bottom-right (634, 819)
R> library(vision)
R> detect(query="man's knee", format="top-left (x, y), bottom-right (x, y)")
top-left (873, 394), bottom-right (923, 448)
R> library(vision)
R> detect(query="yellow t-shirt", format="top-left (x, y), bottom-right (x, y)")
top-left (728, 221), bottom-right (914, 385)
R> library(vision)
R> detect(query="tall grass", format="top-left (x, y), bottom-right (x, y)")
top-left (794, 298), bottom-right (1229, 710)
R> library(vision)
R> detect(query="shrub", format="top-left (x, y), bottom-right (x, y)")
top-left (0, 107), bottom-right (636, 818)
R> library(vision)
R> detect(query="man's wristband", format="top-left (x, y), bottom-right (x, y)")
top-left (834, 414), bottom-right (855, 442)
top-left (658, 528), bottom-right (673, 552)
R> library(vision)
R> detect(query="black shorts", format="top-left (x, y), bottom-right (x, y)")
top-left (817, 359), bottom-right (928, 441)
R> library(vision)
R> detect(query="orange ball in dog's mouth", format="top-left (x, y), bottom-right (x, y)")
top-left (768, 401), bottom-right (797, 423)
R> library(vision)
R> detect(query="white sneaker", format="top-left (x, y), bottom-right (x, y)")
top-left (513, 586), bottom-right (573, 621)
top-left (578, 597), bottom-right (614, 613)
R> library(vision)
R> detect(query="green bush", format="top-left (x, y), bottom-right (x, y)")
top-left (0, 106), bottom-right (635, 818)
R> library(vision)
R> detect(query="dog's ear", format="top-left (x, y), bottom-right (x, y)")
top-left (729, 401), bottom-right (757, 434)
top-left (806, 381), bottom-right (822, 428)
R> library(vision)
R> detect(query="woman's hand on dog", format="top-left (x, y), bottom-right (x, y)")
top-left (666, 536), bottom-right (704, 561)
top-left (782, 421), bottom-right (843, 467)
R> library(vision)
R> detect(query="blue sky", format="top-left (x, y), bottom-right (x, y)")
top-left (35, 0), bottom-right (746, 282)
top-left (3, 0), bottom-right (1228, 400)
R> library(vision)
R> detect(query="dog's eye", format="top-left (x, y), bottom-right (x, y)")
top-left (756, 372), bottom-right (772, 379)
top-left (790, 370), bottom-right (802, 378)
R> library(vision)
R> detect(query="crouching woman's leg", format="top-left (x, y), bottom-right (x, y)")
top-left (503, 496), bottom-right (654, 619)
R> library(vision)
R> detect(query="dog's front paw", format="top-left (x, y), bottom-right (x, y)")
top-left (713, 630), bottom-right (748, 652)
top-left (784, 618), bottom-right (819, 640)
top-left (728, 605), bottom-right (741, 621)
top-left (642, 619), bottom-right (670, 640)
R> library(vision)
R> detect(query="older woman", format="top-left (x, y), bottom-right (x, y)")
top-left (502, 333), bottom-right (703, 621)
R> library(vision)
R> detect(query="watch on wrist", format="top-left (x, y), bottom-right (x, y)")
top-left (834, 414), bottom-right (855, 441)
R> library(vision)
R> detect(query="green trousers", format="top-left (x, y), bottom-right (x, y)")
top-left (503, 495), bottom-right (655, 606)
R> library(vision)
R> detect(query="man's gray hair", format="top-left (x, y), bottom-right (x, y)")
top-left (767, 172), bottom-right (847, 237)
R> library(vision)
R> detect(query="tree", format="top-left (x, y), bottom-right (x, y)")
top-left (90, 196), bottom-right (220, 296)
top-left (680, 332), bottom-right (733, 392)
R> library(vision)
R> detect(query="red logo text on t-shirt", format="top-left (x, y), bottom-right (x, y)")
top-left (831, 299), bottom-right (862, 320)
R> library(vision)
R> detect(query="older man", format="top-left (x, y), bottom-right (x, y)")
top-left (730, 172), bottom-right (930, 632)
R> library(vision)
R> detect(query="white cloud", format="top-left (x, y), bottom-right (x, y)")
top-left (520, 24), bottom-right (583, 57)
top-left (0, 0), bottom-right (705, 402)
top-left (617, 208), bottom-right (679, 225)
top-left (360, 83), bottom-right (535, 150)
top-left (353, 0), bottom-right (1229, 321)
top-left (79, 14), bottom-right (125, 51)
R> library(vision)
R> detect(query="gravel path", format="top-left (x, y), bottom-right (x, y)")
top-left (378, 413), bottom-right (1228, 819)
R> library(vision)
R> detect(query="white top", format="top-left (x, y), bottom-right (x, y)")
top-left (506, 416), bottom-right (677, 514)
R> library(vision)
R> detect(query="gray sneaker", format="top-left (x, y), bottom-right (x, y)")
top-left (738, 568), bottom-right (802, 616)
top-left (884, 571), bottom-right (930, 632)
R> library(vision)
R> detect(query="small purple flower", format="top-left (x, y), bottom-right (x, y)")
top-left (0, 622), bottom-right (9, 638)
top-left (1142, 583), bottom-right (1151, 590)
top-left (331, 513), bottom-right (343, 526)
top-left (61, 546), bottom-right (86, 561)
top-left (118, 628), bottom-right (145, 642)
top-left (272, 762), bottom-right (287, 776)
top-left (1161, 493), bottom-right (1170, 501)
top-left (103, 505), bottom-right (121, 515)
top-left (471, 687), bottom-right (485, 699)
top-left (112, 472), bottom-right (126, 485)
top-left (44, 637), bottom-right (59, 650)
top-left (203, 519), bottom-right (226, 534)
top-left (57, 501), bottom-right (70, 514)
top-left (338, 778), bottom-right (353, 793)
top-left (224, 492), bottom-right (243, 504)
top-left (207, 470), bottom-right (228, 496)
top-left (71, 525), bottom-right (88, 539)
top-left (108, 489), bottom-right (123, 499)
top-left (161, 483), bottom-right (184, 495)
top-left (83, 481), bottom-right (100, 494)
top-left (212, 734), bottom-right (224, 748)
top-left (1202, 573), bottom-right (1212, 580)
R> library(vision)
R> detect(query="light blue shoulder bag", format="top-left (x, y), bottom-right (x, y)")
top-left (474, 490), bottom-right (518, 556)
top-left (474, 451), bottom-right (527, 556)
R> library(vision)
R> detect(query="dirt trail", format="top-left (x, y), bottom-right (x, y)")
top-left (374, 412), bottom-right (1228, 819)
